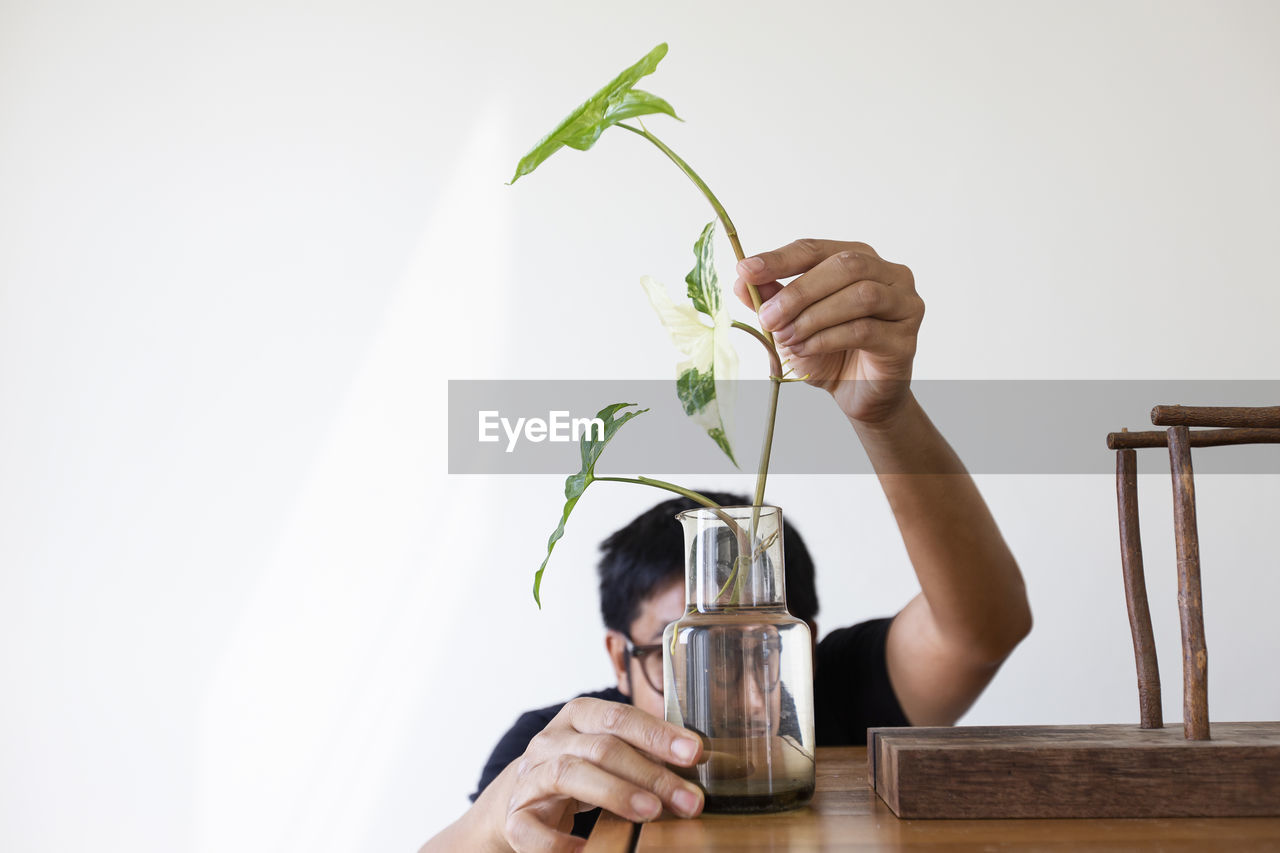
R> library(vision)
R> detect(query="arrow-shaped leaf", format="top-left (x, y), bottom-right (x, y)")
top-left (534, 402), bottom-right (649, 606)
top-left (641, 222), bottom-right (738, 466)
top-left (509, 43), bottom-right (679, 184)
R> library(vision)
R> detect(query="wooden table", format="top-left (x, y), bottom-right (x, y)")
top-left (584, 747), bottom-right (1280, 851)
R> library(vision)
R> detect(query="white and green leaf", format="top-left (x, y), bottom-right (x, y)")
top-left (685, 221), bottom-right (719, 316)
top-left (509, 43), bottom-right (679, 185)
top-left (534, 402), bottom-right (649, 606)
top-left (641, 222), bottom-right (738, 466)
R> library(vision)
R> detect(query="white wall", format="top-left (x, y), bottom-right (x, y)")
top-left (3, 1), bottom-right (1279, 850)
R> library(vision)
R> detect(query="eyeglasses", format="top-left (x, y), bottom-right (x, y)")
top-left (625, 633), bottom-right (784, 695)
top-left (625, 636), bottom-right (666, 694)
top-left (710, 633), bottom-right (783, 693)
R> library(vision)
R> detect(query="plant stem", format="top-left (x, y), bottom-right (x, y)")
top-left (617, 121), bottom-right (783, 508)
top-left (616, 124), bottom-right (746, 264)
top-left (595, 476), bottom-right (721, 509)
top-left (596, 476), bottom-right (748, 548)
top-left (730, 320), bottom-right (783, 502)
top-left (754, 382), bottom-right (781, 506)
top-left (599, 476), bottom-right (759, 612)
top-left (731, 321), bottom-right (782, 378)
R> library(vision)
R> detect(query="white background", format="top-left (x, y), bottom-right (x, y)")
top-left (3, 1), bottom-right (1279, 850)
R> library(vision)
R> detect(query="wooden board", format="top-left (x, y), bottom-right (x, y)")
top-left (868, 722), bottom-right (1280, 819)
top-left (591, 748), bottom-right (1280, 850)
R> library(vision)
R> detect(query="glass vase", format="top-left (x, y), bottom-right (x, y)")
top-left (662, 505), bottom-right (816, 813)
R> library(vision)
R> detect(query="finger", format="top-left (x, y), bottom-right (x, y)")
top-left (527, 754), bottom-right (666, 823)
top-left (786, 317), bottom-right (917, 361)
top-left (505, 808), bottom-right (586, 853)
top-left (568, 733), bottom-right (704, 818)
top-left (772, 281), bottom-right (922, 347)
top-left (732, 276), bottom-right (782, 311)
top-left (736, 238), bottom-right (881, 287)
top-left (757, 251), bottom-right (909, 333)
top-left (560, 698), bottom-right (703, 767)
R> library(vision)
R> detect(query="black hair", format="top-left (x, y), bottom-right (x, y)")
top-left (597, 491), bottom-right (819, 635)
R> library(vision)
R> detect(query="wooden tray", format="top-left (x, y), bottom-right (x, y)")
top-left (868, 722), bottom-right (1280, 819)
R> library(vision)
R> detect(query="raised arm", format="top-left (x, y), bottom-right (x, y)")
top-left (735, 239), bottom-right (1031, 727)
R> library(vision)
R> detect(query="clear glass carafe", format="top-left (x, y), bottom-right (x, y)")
top-left (662, 506), bottom-right (815, 813)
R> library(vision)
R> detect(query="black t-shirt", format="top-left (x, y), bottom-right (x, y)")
top-left (470, 617), bottom-right (908, 833)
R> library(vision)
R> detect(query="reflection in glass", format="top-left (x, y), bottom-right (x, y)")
top-left (663, 506), bottom-right (815, 812)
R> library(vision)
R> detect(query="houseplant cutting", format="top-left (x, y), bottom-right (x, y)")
top-left (510, 42), bottom-right (816, 811)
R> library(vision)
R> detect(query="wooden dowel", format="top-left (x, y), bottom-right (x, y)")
top-left (1167, 426), bottom-right (1210, 741)
top-left (1116, 449), bottom-right (1162, 729)
top-left (1152, 405), bottom-right (1280, 429)
top-left (1107, 428), bottom-right (1280, 450)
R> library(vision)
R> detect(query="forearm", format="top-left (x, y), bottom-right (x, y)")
top-left (420, 818), bottom-right (493, 853)
top-left (419, 784), bottom-right (509, 853)
top-left (851, 392), bottom-right (1031, 662)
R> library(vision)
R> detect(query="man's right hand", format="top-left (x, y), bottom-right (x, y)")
top-left (439, 697), bottom-right (706, 853)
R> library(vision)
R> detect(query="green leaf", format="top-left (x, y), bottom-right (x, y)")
top-left (509, 43), bottom-right (679, 184)
top-left (640, 220), bottom-right (739, 467)
top-left (676, 366), bottom-right (715, 414)
top-left (677, 366), bottom-right (737, 466)
top-left (685, 221), bottom-right (719, 317)
top-left (603, 89), bottom-right (678, 125)
top-left (534, 402), bottom-right (649, 606)
top-left (706, 427), bottom-right (734, 462)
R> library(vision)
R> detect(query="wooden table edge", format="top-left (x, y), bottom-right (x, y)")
top-left (583, 809), bottom-right (638, 853)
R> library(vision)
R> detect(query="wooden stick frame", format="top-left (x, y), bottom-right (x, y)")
top-left (1107, 406), bottom-right (1280, 741)
top-left (1115, 447), bottom-right (1162, 728)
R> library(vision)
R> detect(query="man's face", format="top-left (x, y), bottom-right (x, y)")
top-left (701, 624), bottom-right (785, 738)
top-left (608, 576), bottom-right (685, 719)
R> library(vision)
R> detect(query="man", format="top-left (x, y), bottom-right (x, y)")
top-left (424, 239), bottom-right (1032, 853)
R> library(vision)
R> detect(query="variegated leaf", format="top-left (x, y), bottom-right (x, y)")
top-left (641, 223), bottom-right (738, 466)
top-left (685, 221), bottom-right (719, 316)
